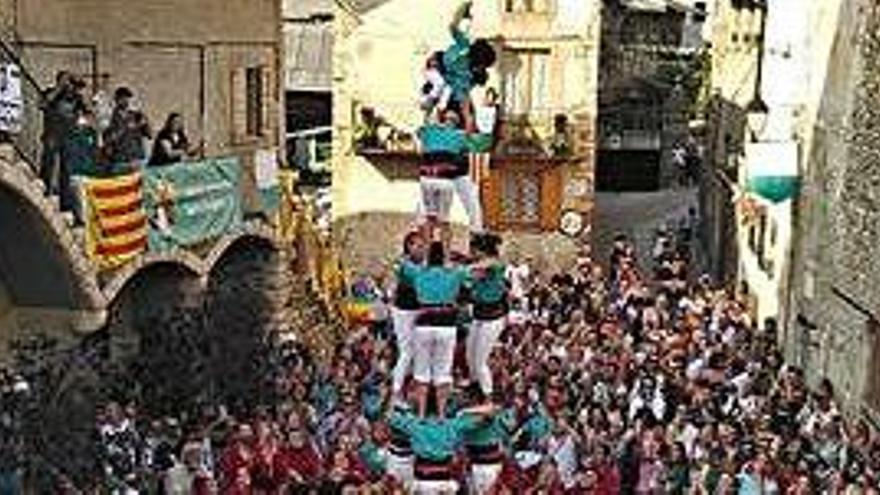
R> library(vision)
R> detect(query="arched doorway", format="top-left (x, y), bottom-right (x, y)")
top-left (0, 180), bottom-right (104, 359)
top-left (204, 234), bottom-right (287, 412)
top-left (104, 260), bottom-right (206, 415)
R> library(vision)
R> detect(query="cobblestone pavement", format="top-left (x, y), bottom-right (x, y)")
top-left (593, 187), bottom-right (702, 272)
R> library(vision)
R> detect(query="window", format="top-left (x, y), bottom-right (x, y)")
top-left (501, 49), bottom-right (550, 116)
top-left (246, 67), bottom-right (264, 136)
top-left (484, 161), bottom-right (563, 232)
top-left (232, 65), bottom-right (270, 142)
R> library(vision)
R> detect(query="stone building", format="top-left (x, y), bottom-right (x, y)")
top-left (332, 0), bottom-right (600, 273)
top-left (0, 0), bottom-right (291, 360)
top-left (597, 0), bottom-right (706, 191)
top-left (283, 0), bottom-right (332, 174)
top-left (782, 0), bottom-right (880, 415)
top-left (698, 0), bottom-right (764, 287)
top-left (2, 0), bottom-right (284, 181)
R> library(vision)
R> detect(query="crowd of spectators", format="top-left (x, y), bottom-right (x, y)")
top-left (3, 222), bottom-right (880, 493)
top-left (37, 70), bottom-right (200, 217)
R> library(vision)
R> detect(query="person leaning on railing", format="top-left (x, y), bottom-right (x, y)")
top-left (148, 112), bottom-right (204, 167)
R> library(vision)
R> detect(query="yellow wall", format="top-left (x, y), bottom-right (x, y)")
top-left (333, 0), bottom-right (600, 221)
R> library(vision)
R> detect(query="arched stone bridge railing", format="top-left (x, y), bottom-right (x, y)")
top-left (100, 220), bottom-right (282, 306)
top-left (0, 146), bottom-right (106, 332)
top-left (0, 144), bottom-right (287, 336)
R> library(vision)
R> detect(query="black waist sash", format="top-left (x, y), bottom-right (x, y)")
top-left (415, 304), bottom-right (458, 326)
top-left (414, 456), bottom-right (454, 481)
top-left (466, 443), bottom-right (504, 465)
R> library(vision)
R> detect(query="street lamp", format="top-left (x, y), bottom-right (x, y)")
top-left (746, 96), bottom-right (769, 142)
top-left (746, 0), bottom-right (769, 142)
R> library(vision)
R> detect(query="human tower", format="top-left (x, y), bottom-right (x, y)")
top-left (383, 2), bottom-right (513, 493)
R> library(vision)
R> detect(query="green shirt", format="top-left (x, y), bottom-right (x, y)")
top-left (65, 125), bottom-right (98, 176)
top-left (464, 412), bottom-right (507, 448)
top-left (443, 28), bottom-right (472, 101)
top-left (358, 441), bottom-right (387, 475)
top-left (389, 410), bottom-right (481, 461)
top-left (471, 264), bottom-right (507, 304)
top-left (401, 262), bottom-right (470, 306)
top-left (418, 124), bottom-right (469, 154)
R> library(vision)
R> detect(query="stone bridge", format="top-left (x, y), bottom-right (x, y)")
top-left (0, 144), bottom-right (339, 361)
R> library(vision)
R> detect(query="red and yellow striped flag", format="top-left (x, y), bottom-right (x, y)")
top-left (84, 172), bottom-right (147, 269)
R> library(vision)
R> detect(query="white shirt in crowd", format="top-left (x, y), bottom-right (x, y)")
top-left (548, 432), bottom-right (578, 488)
top-left (506, 262), bottom-right (530, 302)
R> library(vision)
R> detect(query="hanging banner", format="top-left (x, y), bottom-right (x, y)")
top-left (84, 172), bottom-right (148, 269)
top-left (144, 157), bottom-right (243, 252)
top-left (0, 63), bottom-right (23, 133)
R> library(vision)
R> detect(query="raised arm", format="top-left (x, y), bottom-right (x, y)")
top-left (450, 1), bottom-right (472, 37)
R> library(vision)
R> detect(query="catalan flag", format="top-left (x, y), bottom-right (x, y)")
top-left (84, 172), bottom-right (147, 269)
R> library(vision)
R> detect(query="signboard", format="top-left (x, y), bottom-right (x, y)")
top-left (0, 63), bottom-right (23, 133)
top-left (144, 157), bottom-right (243, 252)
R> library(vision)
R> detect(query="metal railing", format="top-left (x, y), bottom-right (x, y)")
top-left (286, 126), bottom-right (332, 172)
top-left (0, 32), bottom-right (45, 173)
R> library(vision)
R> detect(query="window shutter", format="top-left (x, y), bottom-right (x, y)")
top-left (539, 166), bottom-right (562, 232)
top-left (231, 68), bottom-right (247, 143)
top-left (260, 65), bottom-right (272, 138)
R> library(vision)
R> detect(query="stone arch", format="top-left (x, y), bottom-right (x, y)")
top-left (0, 153), bottom-right (105, 337)
top-left (103, 258), bottom-right (210, 413)
top-left (100, 251), bottom-right (206, 305)
top-left (203, 220), bottom-right (281, 274)
top-left (204, 225), bottom-right (288, 409)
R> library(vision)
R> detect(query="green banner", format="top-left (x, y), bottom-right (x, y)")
top-left (145, 157), bottom-right (243, 252)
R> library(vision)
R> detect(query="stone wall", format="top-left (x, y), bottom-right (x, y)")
top-left (334, 211), bottom-right (580, 278)
top-left (9, 0), bottom-right (283, 173)
top-left (785, 0), bottom-right (880, 411)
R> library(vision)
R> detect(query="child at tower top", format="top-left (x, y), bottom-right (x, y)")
top-left (420, 51), bottom-right (452, 123)
top-left (442, 1), bottom-right (497, 133)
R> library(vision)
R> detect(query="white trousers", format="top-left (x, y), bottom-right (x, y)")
top-left (452, 175), bottom-right (483, 233)
top-left (417, 176), bottom-right (483, 232)
top-left (466, 317), bottom-right (505, 395)
top-left (413, 325), bottom-right (457, 385)
top-left (419, 177), bottom-right (455, 222)
top-left (391, 307), bottom-right (419, 395)
top-left (413, 479), bottom-right (459, 495)
top-left (470, 463), bottom-right (503, 494)
top-left (387, 453), bottom-right (414, 491)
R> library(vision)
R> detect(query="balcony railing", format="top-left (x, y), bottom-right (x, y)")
top-left (73, 154), bottom-right (282, 272)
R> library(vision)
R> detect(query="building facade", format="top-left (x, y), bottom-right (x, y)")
top-left (782, 0), bottom-right (880, 414)
top-left (597, 0), bottom-right (707, 192)
top-left (3, 0), bottom-right (284, 188)
top-left (698, 0), bottom-right (764, 287)
top-left (332, 0), bottom-right (600, 272)
top-left (283, 0), bottom-right (333, 176)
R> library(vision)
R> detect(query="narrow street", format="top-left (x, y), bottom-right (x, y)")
top-left (593, 187), bottom-right (700, 271)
